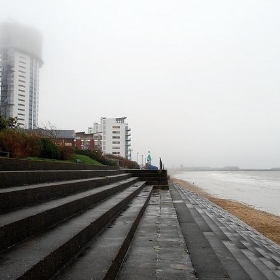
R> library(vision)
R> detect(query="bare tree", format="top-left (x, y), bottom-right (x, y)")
top-left (37, 121), bottom-right (59, 139)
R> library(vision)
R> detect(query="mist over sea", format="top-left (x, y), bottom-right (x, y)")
top-left (171, 170), bottom-right (280, 217)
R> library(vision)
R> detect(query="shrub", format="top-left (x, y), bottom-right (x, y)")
top-left (75, 149), bottom-right (140, 168)
top-left (106, 154), bottom-right (140, 169)
top-left (0, 128), bottom-right (74, 161)
top-left (24, 134), bottom-right (43, 157)
top-left (0, 115), bottom-right (19, 131)
top-left (0, 129), bottom-right (27, 158)
top-left (59, 146), bottom-right (75, 160)
top-left (40, 138), bottom-right (61, 160)
top-left (0, 129), bottom-right (44, 158)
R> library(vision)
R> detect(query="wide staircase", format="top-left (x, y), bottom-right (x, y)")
top-left (2, 158), bottom-right (280, 279)
top-left (0, 158), bottom-right (195, 280)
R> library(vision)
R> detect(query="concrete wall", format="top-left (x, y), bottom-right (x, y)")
top-left (0, 157), bottom-right (119, 171)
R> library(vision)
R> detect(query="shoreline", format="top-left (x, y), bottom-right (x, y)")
top-left (170, 177), bottom-right (280, 246)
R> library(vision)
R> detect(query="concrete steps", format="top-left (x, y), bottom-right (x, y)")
top-left (125, 169), bottom-right (168, 186)
top-left (0, 169), bottom-right (124, 187)
top-left (0, 157), bottom-right (119, 171)
top-left (0, 173), bottom-right (131, 212)
top-left (0, 159), bottom-right (171, 280)
top-left (56, 186), bottom-right (153, 280)
top-left (0, 177), bottom-right (139, 251)
top-left (0, 175), bottom-right (147, 279)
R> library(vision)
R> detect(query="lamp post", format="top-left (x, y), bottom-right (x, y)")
top-left (137, 152), bottom-right (139, 164)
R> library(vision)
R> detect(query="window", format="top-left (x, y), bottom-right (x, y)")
top-left (112, 136), bottom-right (120, 139)
top-left (112, 141), bottom-right (120, 144)
top-left (112, 146), bottom-right (120, 149)
top-left (112, 131), bottom-right (120, 134)
top-left (112, 126), bottom-right (120, 129)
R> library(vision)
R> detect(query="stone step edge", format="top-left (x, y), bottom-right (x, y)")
top-left (0, 173), bottom-right (132, 212)
top-left (57, 185), bottom-right (153, 280)
top-left (0, 181), bottom-right (147, 279)
top-left (0, 177), bottom-right (139, 251)
top-left (0, 169), bottom-right (125, 188)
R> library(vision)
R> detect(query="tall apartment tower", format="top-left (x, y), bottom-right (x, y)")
top-left (89, 117), bottom-right (132, 159)
top-left (0, 22), bottom-right (43, 128)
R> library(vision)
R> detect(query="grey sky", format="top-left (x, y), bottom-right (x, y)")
top-left (1, 0), bottom-right (280, 169)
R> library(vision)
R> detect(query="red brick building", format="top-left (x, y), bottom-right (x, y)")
top-left (75, 132), bottom-right (95, 151)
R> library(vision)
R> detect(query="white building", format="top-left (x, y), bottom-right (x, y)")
top-left (0, 22), bottom-right (43, 128)
top-left (89, 117), bottom-right (131, 159)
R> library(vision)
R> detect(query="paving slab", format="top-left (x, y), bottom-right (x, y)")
top-left (117, 189), bottom-right (196, 280)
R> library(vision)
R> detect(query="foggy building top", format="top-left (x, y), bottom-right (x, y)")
top-left (0, 22), bottom-right (43, 128)
top-left (0, 22), bottom-right (43, 65)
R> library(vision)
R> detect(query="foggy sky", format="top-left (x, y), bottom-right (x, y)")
top-left (1, 0), bottom-right (280, 169)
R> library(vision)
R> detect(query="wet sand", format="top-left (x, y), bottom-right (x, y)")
top-left (171, 177), bottom-right (280, 246)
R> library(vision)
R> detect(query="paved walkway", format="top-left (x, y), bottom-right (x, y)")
top-left (117, 188), bottom-right (196, 279)
top-left (169, 182), bottom-right (280, 280)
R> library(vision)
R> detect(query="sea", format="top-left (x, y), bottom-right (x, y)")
top-left (170, 170), bottom-right (280, 217)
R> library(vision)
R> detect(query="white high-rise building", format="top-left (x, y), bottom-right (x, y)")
top-left (89, 117), bottom-right (132, 158)
top-left (0, 22), bottom-right (43, 128)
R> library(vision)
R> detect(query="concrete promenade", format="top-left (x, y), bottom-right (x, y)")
top-left (168, 182), bottom-right (280, 280)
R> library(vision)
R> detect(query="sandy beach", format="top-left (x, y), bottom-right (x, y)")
top-left (171, 177), bottom-right (280, 246)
